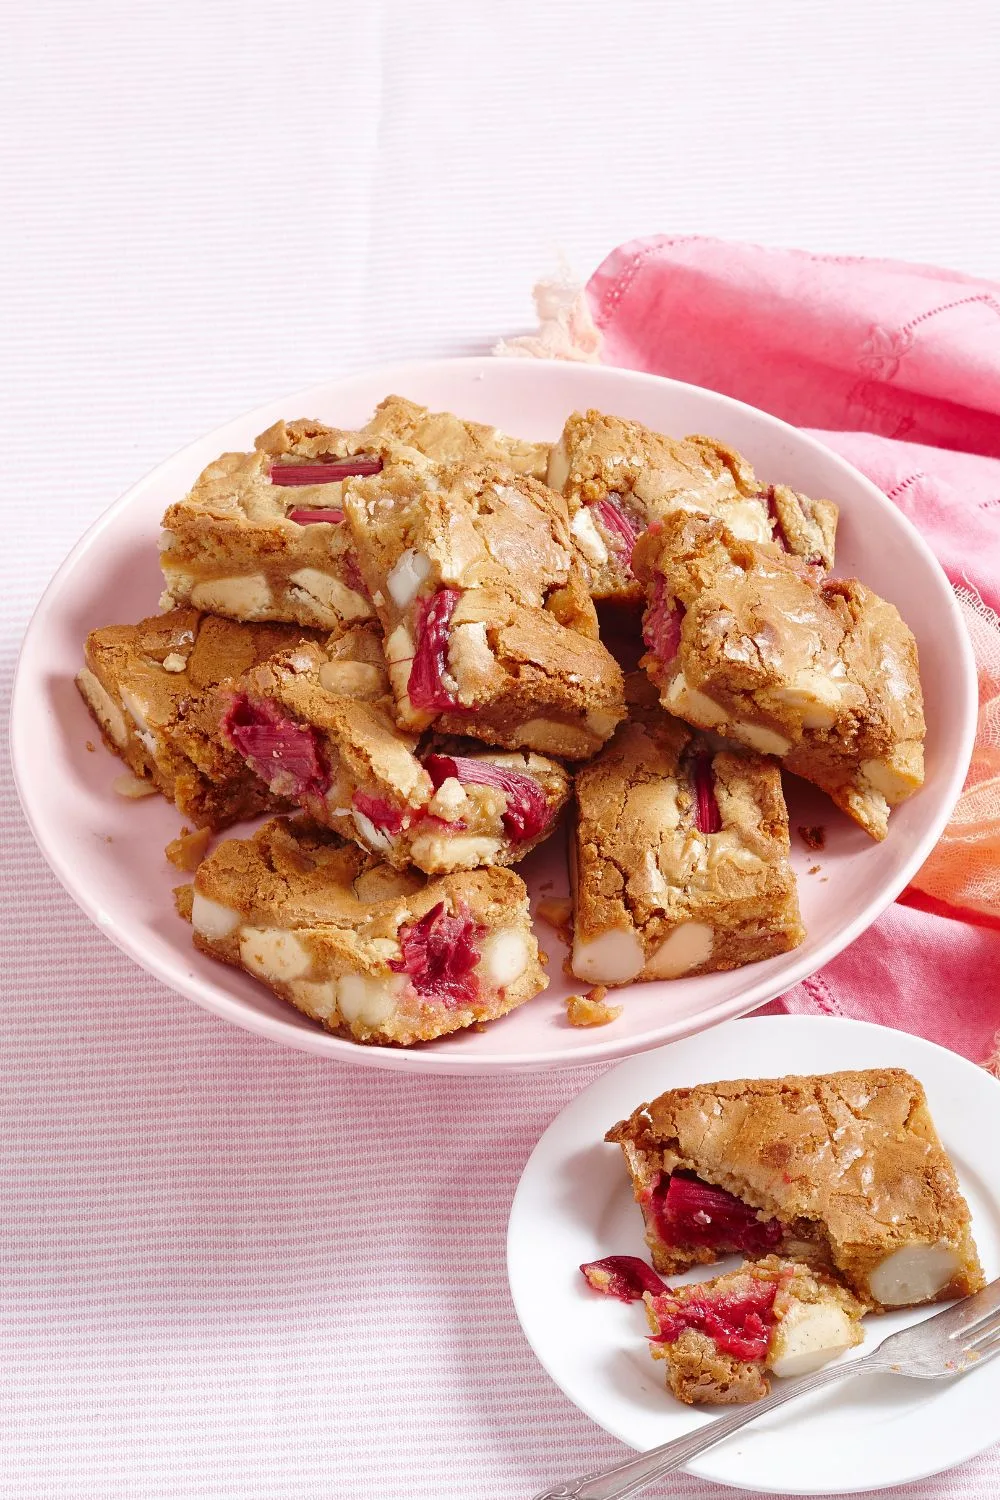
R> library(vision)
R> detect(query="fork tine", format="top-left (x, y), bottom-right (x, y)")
top-left (961, 1333), bottom-right (1000, 1368)
top-left (963, 1313), bottom-right (1000, 1352)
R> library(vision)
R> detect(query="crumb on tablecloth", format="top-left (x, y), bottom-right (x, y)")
top-left (798, 824), bottom-right (826, 851)
top-left (566, 986), bottom-right (623, 1027)
top-left (166, 825), bottom-right (213, 872)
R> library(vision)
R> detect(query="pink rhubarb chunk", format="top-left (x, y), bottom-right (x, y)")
top-left (648, 1280), bottom-right (778, 1362)
top-left (389, 901), bottom-right (481, 1006)
top-left (407, 589), bottom-right (461, 712)
top-left (269, 456), bottom-right (383, 485)
top-left (287, 507), bottom-right (345, 525)
top-left (643, 575), bottom-right (683, 663)
top-left (690, 753), bottom-right (722, 835)
top-left (580, 1256), bottom-right (668, 1303)
top-left (651, 1173), bottom-right (783, 1256)
top-left (221, 695), bottom-right (329, 799)
top-left (352, 790), bottom-right (407, 836)
top-left (593, 496), bottom-right (641, 568)
top-left (423, 754), bottom-right (550, 841)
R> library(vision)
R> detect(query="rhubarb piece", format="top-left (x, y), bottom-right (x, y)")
top-left (580, 1255), bottom-right (667, 1301)
top-left (76, 608), bottom-right (324, 829)
top-left (547, 408), bottom-right (837, 604)
top-left (221, 695), bottom-right (329, 801)
top-left (689, 753), bottom-right (721, 835)
top-left (633, 512), bottom-right (926, 841)
top-left (183, 816), bottom-right (547, 1046)
top-left (287, 507), bottom-right (346, 526)
top-left (570, 709), bottom-right (803, 987)
top-left (643, 1256), bottom-right (865, 1404)
top-left (269, 457), bottom-right (383, 484)
top-left (642, 578), bottom-right (682, 663)
top-left (219, 633), bottom-right (572, 873)
top-left (389, 900), bottom-right (481, 1006)
top-left (606, 1070), bottom-right (985, 1308)
top-left (407, 589), bottom-right (461, 712)
top-left (424, 752), bottom-right (551, 841)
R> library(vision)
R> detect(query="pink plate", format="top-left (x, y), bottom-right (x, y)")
top-left (10, 358), bottom-right (976, 1073)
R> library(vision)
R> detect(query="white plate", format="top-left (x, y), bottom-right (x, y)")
top-left (507, 1015), bottom-right (1000, 1493)
top-left (10, 359), bottom-right (976, 1072)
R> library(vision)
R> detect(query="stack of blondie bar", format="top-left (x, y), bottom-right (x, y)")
top-left (77, 396), bottom-right (926, 1046)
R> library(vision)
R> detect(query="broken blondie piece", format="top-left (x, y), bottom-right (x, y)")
top-left (342, 461), bottom-right (625, 757)
top-left (570, 710), bottom-right (804, 986)
top-left (548, 409), bottom-right (837, 602)
top-left (185, 816), bottom-right (547, 1045)
top-left (644, 1257), bottom-right (865, 1404)
top-left (76, 607), bottom-right (322, 828)
top-left (633, 512), bottom-right (926, 840)
top-left (607, 1070), bottom-right (984, 1310)
top-left (159, 397), bottom-right (549, 631)
top-left (217, 627), bottom-right (571, 872)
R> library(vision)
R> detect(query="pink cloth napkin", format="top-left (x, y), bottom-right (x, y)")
top-left (583, 237), bottom-right (1000, 1066)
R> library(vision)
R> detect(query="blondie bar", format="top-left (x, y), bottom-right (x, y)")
top-left (182, 816), bottom-right (547, 1045)
top-left (159, 397), bottom-right (549, 630)
top-left (644, 1257), bottom-right (865, 1403)
top-left (548, 410), bottom-right (837, 602)
top-left (607, 1070), bottom-right (984, 1309)
top-left (570, 710), bottom-right (804, 986)
top-left (77, 607), bottom-right (321, 827)
top-left (218, 627), bottom-right (570, 872)
top-left (343, 462), bottom-right (625, 757)
top-left (633, 512), bottom-right (925, 840)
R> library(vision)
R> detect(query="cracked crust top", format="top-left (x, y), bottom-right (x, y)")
top-left (633, 512), bottom-right (925, 840)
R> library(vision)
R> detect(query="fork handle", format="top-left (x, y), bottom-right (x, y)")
top-left (534, 1353), bottom-right (884, 1500)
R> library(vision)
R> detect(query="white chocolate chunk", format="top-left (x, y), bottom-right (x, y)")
top-left (665, 672), bottom-right (729, 727)
top-left (479, 928), bottom-right (530, 987)
top-left (645, 921), bottom-right (714, 978)
top-left (120, 688), bottom-right (159, 754)
top-left (318, 660), bottom-right (386, 699)
top-left (387, 549), bottom-right (432, 609)
top-left (190, 573), bottom-right (273, 617)
top-left (448, 621), bottom-right (495, 685)
top-left (769, 1301), bottom-right (857, 1378)
top-left (427, 777), bottom-right (469, 821)
top-left (191, 893), bottom-right (241, 941)
top-left (868, 1243), bottom-right (961, 1306)
top-left (112, 771), bottom-right (157, 798)
top-left (336, 973), bottom-right (401, 1026)
top-left (351, 809), bottom-right (395, 854)
top-left (585, 709), bottom-right (620, 738)
top-left (76, 668), bottom-right (128, 748)
top-left (774, 668), bottom-right (844, 730)
top-left (572, 927), bottom-right (645, 985)
top-left (546, 438), bottom-right (570, 493)
top-left (287, 978), bottom-right (340, 1022)
top-left (239, 927), bottom-right (312, 982)
top-left (162, 652), bottom-right (187, 673)
top-left (288, 569), bottom-right (372, 625)
top-left (731, 721), bottom-right (793, 757)
top-left (860, 755), bottom-right (921, 804)
top-left (570, 506), bottom-right (609, 566)
top-left (157, 528), bottom-right (176, 554)
top-left (722, 497), bottom-right (772, 544)
top-left (408, 832), bottom-right (503, 870)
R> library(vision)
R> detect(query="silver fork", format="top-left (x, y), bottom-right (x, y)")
top-left (534, 1275), bottom-right (1000, 1500)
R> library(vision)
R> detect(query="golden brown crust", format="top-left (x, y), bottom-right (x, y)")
top-left (76, 608), bottom-right (322, 828)
top-left (570, 711), bottom-right (803, 986)
top-left (608, 1069), bottom-right (984, 1308)
top-left (548, 409), bottom-right (837, 602)
top-left (186, 816), bottom-right (547, 1046)
top-left (633, 513), bottom-right (925, 839)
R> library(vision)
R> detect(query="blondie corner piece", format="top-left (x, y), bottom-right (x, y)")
top-left (343, 461), bottom-right (625, 757)
top-left (184, 817), bottom-right (547, 1046)
top-left (570, 710), bottom-right (803, 986)
top-left (644, 1256), bottom-right (865, 1404)
top-left (217, 626), bottom-right (571, 872)
top-left (76, 607), bottom-right (323, 828)
top-left (547, 409), bottom-right (837, 603)
top-left (606, 1069), bottom-right (985, 1310)
top-left (633, 512), bottom-right (925, 840)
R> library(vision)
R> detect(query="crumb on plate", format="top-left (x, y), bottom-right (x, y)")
top-left (566, 987), bottom-right (623, 1027)
top-left (166, 825), bottom-right (213, 872)
top-left (798, 824), bottom-right (826, 851)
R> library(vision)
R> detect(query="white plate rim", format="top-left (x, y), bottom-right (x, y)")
top-left (9, 358), bottom-right (978, 1072)
top-left (506, 1013), bottom-right (1000, 1493)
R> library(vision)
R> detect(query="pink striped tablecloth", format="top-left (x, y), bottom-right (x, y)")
top-left (5, 239), bottom-right (1000, 1499)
